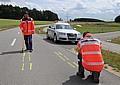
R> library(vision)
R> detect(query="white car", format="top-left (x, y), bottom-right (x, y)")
top-left (46, 22), bottom-right (82, 43)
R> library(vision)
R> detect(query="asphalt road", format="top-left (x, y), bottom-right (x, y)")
top-left (0, 28), bottom-right (120, 85)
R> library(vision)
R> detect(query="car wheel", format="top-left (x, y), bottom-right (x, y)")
top-left (46, 33), bottom-right (50, 40)
top-left (53, 35), bottom-right (58, 43)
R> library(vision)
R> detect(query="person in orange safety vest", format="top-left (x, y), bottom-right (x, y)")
top-left (19, 12), bottom-right (35, 52)
top-left (75, 32), bottom-right (104, 83)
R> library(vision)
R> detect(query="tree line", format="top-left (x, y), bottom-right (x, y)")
top-left (0, 5), bottom-right (59, 21)
top-left (73, 18), bottom-right (104, 22)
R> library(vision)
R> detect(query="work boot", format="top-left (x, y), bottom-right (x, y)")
top-left (92, 72), bottom-right (100, 83)
top-left (93, 78), bottom-right (99, 83)
top-left (76, 72), bottom-right (85, 78)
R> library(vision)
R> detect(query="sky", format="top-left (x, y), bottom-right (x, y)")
top-left (0, 0), bottom-right (120, 21)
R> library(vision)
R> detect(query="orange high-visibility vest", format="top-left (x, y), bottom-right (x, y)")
top-left (19, 18), bottom-right (35, 35)
top-left (78, 38), bottom-right (104, 72)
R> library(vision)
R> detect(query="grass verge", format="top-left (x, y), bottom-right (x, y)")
top-left (35, 26), bottom-right (47, 34)
top-left (102, 49), bottom-right (120, 71)
top-left (111, 37), bottom-right (120, 45)
top-left (0, 19), bottom-right (53, 31)
top-left (71, 22), bottom-right (120, 34)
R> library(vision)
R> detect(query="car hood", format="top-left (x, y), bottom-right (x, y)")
top-left (56, 29), bottom-right (80, 34)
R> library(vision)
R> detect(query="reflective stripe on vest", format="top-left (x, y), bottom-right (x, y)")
top-left (81, 42), bottom-right (100, 48)
top-left (79, 39), bottom-right (101, 49)
top-left (82, 59), bottom-right (104, 65)
top-left (27, 30), bottom-right (34, 32)
top-left (82, 51), bottom-right (101, 55)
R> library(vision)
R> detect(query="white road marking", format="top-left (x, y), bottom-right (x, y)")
top-left (11, 38), bottom-right (16, 46)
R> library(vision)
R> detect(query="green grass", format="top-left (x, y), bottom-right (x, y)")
top-left (71, 22), bottom-right (120, 34)
top-left (35, 26), bottom-right (47, 34)
top-left (102, 50), bottom-right (120, 70)
top-left (35, 21), bottom-right (53, 25)
top-left (0, 19), bottom-right (19, 30)
top-left (111, 37), bottom-right (120, 45)
top-left (0, 19), bottom-right (53, 31)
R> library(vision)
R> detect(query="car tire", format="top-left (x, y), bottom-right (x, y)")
top-left (53, 35), bottom-right (58, 43)
top-left (46, 32), bottom-right (50, 40)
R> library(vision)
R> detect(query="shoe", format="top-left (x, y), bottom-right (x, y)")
top-left (93, 78), bottom-right (99, 83)
top-left (24, 49), bottom-right (28, 51)
top-left (29, 49), bottom-right (33, 52)
top-left (76, 72), bottom-right (85, 78)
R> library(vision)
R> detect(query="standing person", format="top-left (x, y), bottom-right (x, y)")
top-left (19, 12), bottom-right (35, 52)
top-left (75, 32), bottom-right (104, 83)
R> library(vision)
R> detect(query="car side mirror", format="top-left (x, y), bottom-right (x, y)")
top-left (52, 27), bottom-right (55, 30)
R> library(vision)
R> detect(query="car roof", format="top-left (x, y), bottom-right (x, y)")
top-left (55, 22), bottom-right (70, 25)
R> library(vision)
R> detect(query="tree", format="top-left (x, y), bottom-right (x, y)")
top-left (0, 5), bottom-right (59, 21)
top-left (74, 18), bottom-right (104, 22)
top-left (115, 15), bottom-right (120, 22)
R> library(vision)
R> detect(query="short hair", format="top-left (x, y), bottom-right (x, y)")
top-left (83, 32), bottom-right (90, 38)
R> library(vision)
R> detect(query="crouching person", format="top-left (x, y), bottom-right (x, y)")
top-left (75, 32), bottom-right (104, 83)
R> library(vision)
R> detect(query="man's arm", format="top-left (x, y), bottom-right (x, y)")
top-left (31, 18), bottom-right (35, 34)
top-left (75, 41), bottom-right (81, 52)
top-left (19, 19), bottom-right (24, 32)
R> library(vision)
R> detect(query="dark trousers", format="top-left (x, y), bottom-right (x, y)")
top-left (24, 35), bottom-right (33, 50)
top-left (78, 53), bottom-right (85, 75)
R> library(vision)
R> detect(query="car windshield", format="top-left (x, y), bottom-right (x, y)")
top-left (56, 24), bottom-right (73, 29)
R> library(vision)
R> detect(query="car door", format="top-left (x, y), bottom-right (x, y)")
top-left (50, 25), bottom-right (56, 38)
top-left (47, 25), bottom-right (55, 39)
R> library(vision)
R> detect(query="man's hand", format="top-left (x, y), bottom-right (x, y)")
top-left (74, 46), bottom-right (80, 52)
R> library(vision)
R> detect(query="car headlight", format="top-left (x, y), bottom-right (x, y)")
top-left (77, 32), bottom-right (81, 35)
top-left (58, 32), bottom-right (66, 35)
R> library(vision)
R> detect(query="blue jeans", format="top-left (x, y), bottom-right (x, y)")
top-left (24, 35), bottom-right (33, 50)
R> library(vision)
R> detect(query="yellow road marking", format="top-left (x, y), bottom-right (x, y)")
top-left (54, 52), bottom-right (66, 61)
top-left (23, 53), bottom-right (26, 57)
top-left (73, 62), bottom-right (78, 67)
top-left (29, 56), bottom-right (31, 62)
top-left (67, 62), bottom-right (76, 68)
top-left (28, 53), bottom-right (31, 62)
top-left (58, 52), bottom-right (63, 56)
top-left (21, 63), bottom-right (24, 71)
top-left (63, 55), bottom-right (70, 61)
top-left (54, 52), bottom-right (77, 68)
top-left (57, 54), bottom-right (66, 62)
top-left (58, 52), bottom-right (70, 60)
top-left (29, 63), bottom-right (32, 71)
top-left (22, 56), bottom-right (24, 62)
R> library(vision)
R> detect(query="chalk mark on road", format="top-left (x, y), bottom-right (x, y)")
top-left (21, 52), bottom-right (32, 71)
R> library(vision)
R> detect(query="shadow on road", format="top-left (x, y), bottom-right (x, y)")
top-left (62, 75), bottom-right (99, 85)
top-left (0, 50), bottom-right (22, 55)
top-left (43, 38), bottom-right (77, 45)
